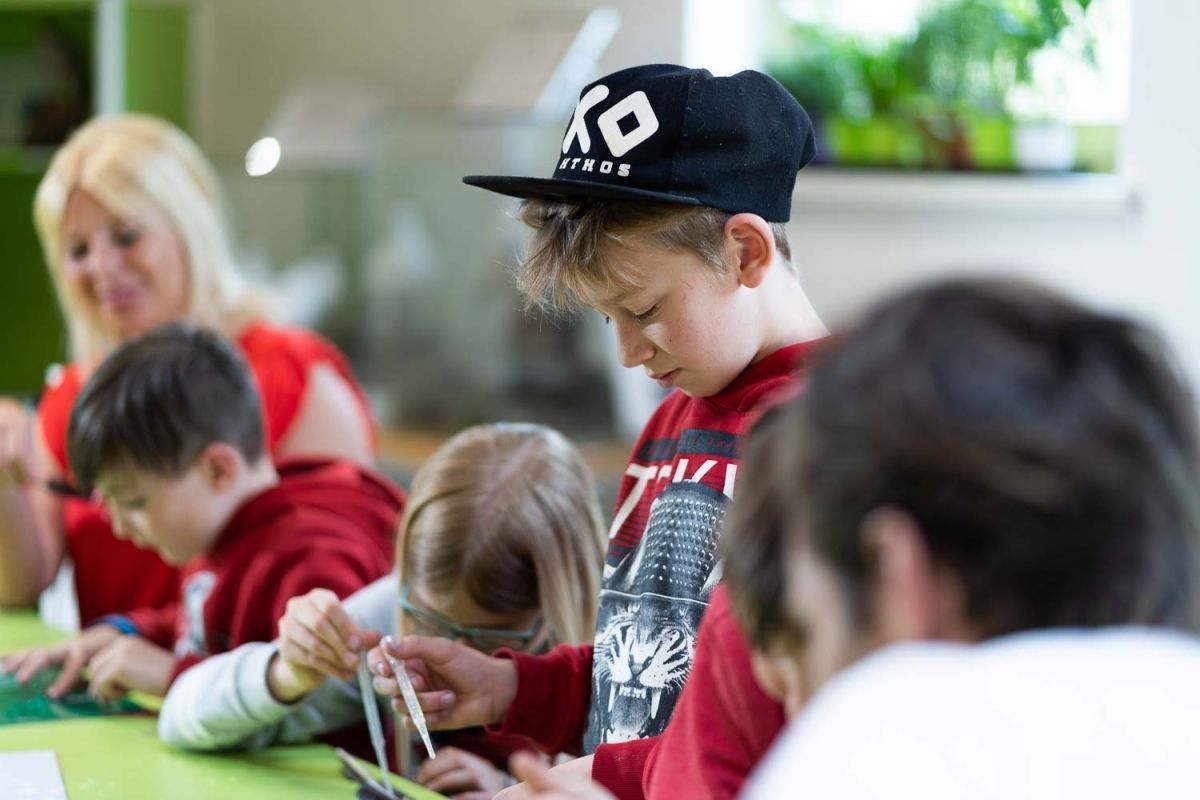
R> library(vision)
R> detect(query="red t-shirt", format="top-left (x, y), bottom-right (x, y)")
top-left (493, 340), bottom-right (821, 798)
top-left (36, 322), bottom-right (376, 624)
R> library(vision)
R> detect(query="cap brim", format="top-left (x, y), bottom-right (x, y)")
top-left (463, 175), bottom-right (704, 207)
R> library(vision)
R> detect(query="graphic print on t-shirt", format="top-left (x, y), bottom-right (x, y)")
top-left (584, 428), bottom-right (738, 750)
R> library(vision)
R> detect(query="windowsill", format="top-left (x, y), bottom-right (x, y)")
top-left (793, 167), bottom-right (1139, 218)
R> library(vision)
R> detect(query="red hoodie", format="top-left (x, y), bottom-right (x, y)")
top-left (38, 322), bottom-right (377, 625)
top-left (125, 457), bottom-right (401, 684)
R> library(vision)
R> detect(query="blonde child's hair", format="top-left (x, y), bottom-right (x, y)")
top-left (516, 198), bottom-right (794, 315)
top-left (397, 422), bottom-right (606, 646)
top-left (34, 113), bottom-right (263, 363)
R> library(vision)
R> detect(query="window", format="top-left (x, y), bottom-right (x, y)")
top-left (687, 0), bottom-right (1130, 173)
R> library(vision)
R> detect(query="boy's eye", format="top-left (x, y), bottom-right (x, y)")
top-left (633, 304), bottom-right (659, 323)
top-left (67, 242), bottom-right (87, 261)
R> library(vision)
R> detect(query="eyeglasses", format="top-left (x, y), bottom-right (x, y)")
top-left (396, 584), bottom-right (543, 653)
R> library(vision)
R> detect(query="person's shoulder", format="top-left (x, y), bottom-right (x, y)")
top-left (275, 457), bottom-right (403, 507)
top-left (237, 320), bottom-right (340, 364)
top-left (787, 631), bottom-right (1200, 758)
top-left (703, 340), bottom-right (822, 418)
top-left (746, 644), bottom-right (967, 799)
top-left (805, 642), bottom-right (966, 719)
top-left (228, 503), bottom-right (383, 573)
top-left (751, 631), bottom-right (1200, 800)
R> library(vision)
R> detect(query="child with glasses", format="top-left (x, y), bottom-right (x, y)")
top-left (158, 422), bottom-right (607, 797)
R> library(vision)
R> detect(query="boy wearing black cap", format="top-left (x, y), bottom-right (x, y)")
top-left (375, 64), bottom-right (824, 798)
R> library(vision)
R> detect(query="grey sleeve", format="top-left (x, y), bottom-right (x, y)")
top-left (157, 573), bottom-right (398, 751)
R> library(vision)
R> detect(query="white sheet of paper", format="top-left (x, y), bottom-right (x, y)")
top-left (0, 750), bottom-right (68, 800)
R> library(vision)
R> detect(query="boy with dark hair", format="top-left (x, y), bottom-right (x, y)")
top-left (372, 63), bottom-right (826, 798)
top-left (720, 279), bottom-right (1200, 797)
top-left (2, 324), bottom-right (400, 699)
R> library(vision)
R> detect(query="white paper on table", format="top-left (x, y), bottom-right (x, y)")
top-left (0, 750), bottom-right (68, 800)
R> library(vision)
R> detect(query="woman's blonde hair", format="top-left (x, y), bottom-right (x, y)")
top-left (398, 422), bottom-right (606, 646)
top-left (34, 113), bottom-right (262, 363)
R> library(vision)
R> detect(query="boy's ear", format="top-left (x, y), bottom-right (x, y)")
top-left (725, 213), bottom-right (776, 289)
top-left (197, 442), bottom-right (243, 493)
top-left (860, 507), bottom-right (965, 644)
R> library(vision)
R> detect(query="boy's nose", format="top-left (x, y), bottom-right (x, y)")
top-left (615, 325), bottom-right (653, 368)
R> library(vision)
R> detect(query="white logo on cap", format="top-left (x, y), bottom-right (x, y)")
top-left (563, 85), bottom-right (610, 154)
top-left (562, 85), bottom-right (660, 158)
top-left (597, 91), bottom-right (659, 157)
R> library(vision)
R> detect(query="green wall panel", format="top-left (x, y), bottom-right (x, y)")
top-left (0, 171), bottom-right (67, 395)
top-left (125, 4), bottom-right (189, 130)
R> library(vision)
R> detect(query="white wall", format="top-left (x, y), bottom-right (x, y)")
top-left (193, 0), bottom-right (684, 158)
top-left (787, 1), bottom-right (1200, 385)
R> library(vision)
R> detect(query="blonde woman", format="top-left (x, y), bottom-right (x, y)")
top-left (158, 422), bottom-right (606, 798)
top-left (0, 114), bottom-right (376, 620)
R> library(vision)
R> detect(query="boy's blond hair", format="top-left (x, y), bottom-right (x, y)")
top-left (516, 199), bottom-right (794, 315)
top-left (396, 422), bottom-right (605, 647)
top-left (34, 113), bottom-right (263, 363)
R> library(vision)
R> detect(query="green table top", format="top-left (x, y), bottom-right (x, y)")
top-left (0, 610), bottom-right (443, 800)
top-left (0, 609), bottom-right (67, 652)
top-left (0, 716), bottom-right (367, 798)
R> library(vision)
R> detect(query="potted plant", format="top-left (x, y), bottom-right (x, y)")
top-left (899, 0), bottom-right (1097, 171)
top-left (768, 0), bottom-right (1099, 172)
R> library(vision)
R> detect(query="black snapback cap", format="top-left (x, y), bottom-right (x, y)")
top-left (463, 64), bottom-right (817, 222)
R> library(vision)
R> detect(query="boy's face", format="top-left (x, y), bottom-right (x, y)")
top-left (99, 461), bottom-right (225, 566)
top-left (590, 240), bottom-right (763, 398)
top-left (782, 511), bottom-right (965, 700)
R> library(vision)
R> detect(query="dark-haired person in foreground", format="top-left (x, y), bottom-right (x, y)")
top-left (2, 324), bottom-right (401, 700)
top-left (725, 278), bottom-right (1200, 798)
top-left (510, 278), bottom-right (1200, 799)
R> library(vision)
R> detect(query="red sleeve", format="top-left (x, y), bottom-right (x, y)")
top-left (592, 737), bottom-right (658, 800)
top-left (246, 537), bottom-right (390, 648)
top-left (237, 323), bottom-right (377, 454)
top-left (125, 602), bottom-right (180, 649)
top-left (488, 643), bottom-right (594, 755)
top-left (638, 585), bottom-right (786, 800)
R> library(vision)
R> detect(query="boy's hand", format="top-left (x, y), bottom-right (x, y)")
top-left (501, 753), bottom-right (612, 800)
top-left (0, 623), bottom-right (121, 697)
top-left (367, 635), bottom-right (517, 730)
top-left (270, 588), bottom-right (378, 702)
top-left (417, 746), bottom-right (506, 799)
top-left (87, 636), bottom-right (175, 700)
